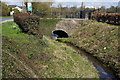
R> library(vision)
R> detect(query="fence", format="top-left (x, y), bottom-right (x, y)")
top-left (33, 10), bottom-right (92, 19)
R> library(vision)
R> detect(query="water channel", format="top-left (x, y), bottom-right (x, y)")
top-left (57, 40), bottom-right (118, 79)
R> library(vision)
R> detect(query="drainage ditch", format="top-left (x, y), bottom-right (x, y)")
top-left (51, 30), bottom-right (118, 79)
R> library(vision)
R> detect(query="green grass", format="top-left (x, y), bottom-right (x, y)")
top-left (40, 36), bottom-right (99, 78)
top-left (59, 20), bottom-right (119, 76)
top-left (1, 21), bottom-right (30, 43)
top-left (2, 21), bottom-right (99, 78)
top-left (39, 18), bottom-right (61, 36)
top-left (27, 53), bottom-right (34, 59)
top-left (2, 21), bottom-right (46, 77)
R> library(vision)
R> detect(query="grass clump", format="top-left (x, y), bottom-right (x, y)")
top-left (27, 53), bottom-right (34, 59)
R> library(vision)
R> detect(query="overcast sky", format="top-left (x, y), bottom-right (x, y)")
top-left (2, 0), bottom-right (120, 8)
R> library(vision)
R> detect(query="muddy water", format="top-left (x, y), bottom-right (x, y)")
top-left (59, 41), bottom-right (117, 79)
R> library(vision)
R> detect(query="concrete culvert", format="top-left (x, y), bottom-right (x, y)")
top-left (52, 30), bottom-right (69, 40)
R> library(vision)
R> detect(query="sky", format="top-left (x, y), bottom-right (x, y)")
top-left (1, 0), bottom-right (120, 8)
top-left (52, 2), bottom-right (118, 8)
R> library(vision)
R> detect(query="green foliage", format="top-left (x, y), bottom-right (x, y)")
top-left (13, 13), bottom-right (40, 36)
top-left (13, 9), bottom-right (20, 14)
top-left (2, 21), bottom-right (46, 77)
top-left (27, 53), bottom-right (34, 59)
top-left (98, 6), bottom-right (106, 13)
top-left (9, 7), bottom-right (13, 12)
top-left (106, 6), bottom-right (120, 13)
top-left (1, 21), bottom-right (30, 43)
top-left (38, 18), bottom-right (60, 36)
top-left (32, 2), bottom-right (52, 13)
top-left (1, 3), bottom-right (10, 16)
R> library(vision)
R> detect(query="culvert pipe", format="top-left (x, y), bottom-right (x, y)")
top-left (51, 30), bottom-right (69, 40)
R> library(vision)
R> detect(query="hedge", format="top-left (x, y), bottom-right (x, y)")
top-left (92, 13), bottom-right (120, 24)
top-left (13, 13), bottom-right (40, 36)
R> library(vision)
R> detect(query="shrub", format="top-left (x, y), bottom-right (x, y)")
top-left (1, 3), bottom-right (10, 16)
top-left (13, 13), bottom-right (40, 36)
top-left (92, 13), bottom-right (120, 24)
top-left (13, 9), bottom-right (20, 14)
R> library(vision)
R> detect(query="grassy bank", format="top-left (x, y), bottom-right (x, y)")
top-left (39, 18), bottom-right (61, 36)
top-left (2, 21), bottom-right (99, 78)
top-left (58, 20), bottom-right (119, 77)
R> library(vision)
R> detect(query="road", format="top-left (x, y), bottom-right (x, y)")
top-left (0, 17), bottom-right (13, 24)
top-left (1, 17), bottom-right (13, 21)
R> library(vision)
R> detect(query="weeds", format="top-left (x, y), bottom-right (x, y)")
top-left (27, 53), bottom-right (34, 59)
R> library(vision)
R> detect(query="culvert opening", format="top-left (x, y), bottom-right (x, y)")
top-left (52, 30), bottom-right (68, 39)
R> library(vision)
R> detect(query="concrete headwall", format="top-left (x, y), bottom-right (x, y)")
top-left (55, 19), bottom-right (85, 36)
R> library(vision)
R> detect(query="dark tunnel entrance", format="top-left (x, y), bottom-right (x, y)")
top-left (52, 30), bottom-right (69, 39)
